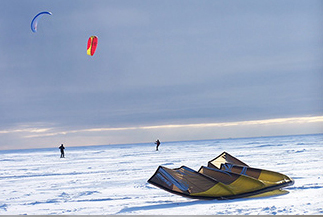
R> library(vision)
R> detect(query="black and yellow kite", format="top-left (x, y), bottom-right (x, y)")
top-left (148, 152), bottom-right (294, 200)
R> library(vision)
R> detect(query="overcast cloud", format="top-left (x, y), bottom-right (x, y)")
top-left (0, 0), bottom-right (322, 149)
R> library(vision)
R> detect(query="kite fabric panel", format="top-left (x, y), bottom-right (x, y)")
top-left (208, 152), bottom-right (249, 169)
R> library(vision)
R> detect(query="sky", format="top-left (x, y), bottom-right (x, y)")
top-left (0, 0), bottom-right (322, 150)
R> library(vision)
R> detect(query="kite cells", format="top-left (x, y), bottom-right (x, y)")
top-left (87, 36), bottom-right (98, 56)
top-left (31, 11), bottom-right (52, 33)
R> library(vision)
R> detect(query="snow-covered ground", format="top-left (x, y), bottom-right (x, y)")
top-left (1, 134), bottom-right (322, 215)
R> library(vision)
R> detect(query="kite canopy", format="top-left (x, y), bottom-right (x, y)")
top-left (31, 11), bottom-right (52, 33)
top-left (87, 36), bottom-right (98, 56)
top-left (148, 152), bottom-right (294, 200)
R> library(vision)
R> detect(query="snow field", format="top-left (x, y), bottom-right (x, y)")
top-left (1, 134), bottom-right (322, 214)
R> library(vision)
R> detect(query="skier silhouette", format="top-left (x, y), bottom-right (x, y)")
top-left (59, 144), bottom-right (65, 158)
top-left (155, 139), bottom-right (160, 151)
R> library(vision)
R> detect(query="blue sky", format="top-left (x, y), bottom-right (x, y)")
top-left (0, 0), bottom-right (322, 150)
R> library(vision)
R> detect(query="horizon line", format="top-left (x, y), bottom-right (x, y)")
top-left (1, 115), bottom-right (322, 138)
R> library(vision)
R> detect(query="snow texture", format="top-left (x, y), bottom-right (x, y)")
top-left (1, 134), bottom-right (322, 215)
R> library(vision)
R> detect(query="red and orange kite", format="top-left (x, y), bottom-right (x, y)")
top-left (87, 36), bottom-right (98, 56)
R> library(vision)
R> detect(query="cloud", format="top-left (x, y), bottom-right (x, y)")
top-left (2, 116), bottom-right (322, 139)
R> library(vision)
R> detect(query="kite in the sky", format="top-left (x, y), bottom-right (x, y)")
top-left (87, 36), bottom-right (98, 56)
top-left (31, 11), bottom-right (52, 33)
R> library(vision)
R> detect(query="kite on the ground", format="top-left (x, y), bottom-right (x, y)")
top-left (148, 152), bottom-right (294, 199)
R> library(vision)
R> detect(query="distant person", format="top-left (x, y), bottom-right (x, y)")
top-left (155, 139), bottom-right (160, 151)
top-left (59, 144), bottom-right (65, 158)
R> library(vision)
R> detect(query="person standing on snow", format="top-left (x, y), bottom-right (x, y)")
top-left (59, 144), bottom-right (65, 158)
top-left (155, 139), bottom-right (160, 151)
